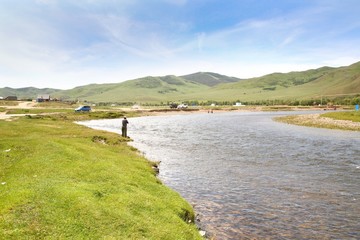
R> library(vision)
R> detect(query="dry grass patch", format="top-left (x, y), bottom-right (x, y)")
top-left (275, 111), bottom-right (360, 131)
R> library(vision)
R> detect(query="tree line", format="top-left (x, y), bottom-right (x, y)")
top-left (94, 95), bottom-right (360, 107)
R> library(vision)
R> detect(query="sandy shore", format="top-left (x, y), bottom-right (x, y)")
top-left (133, 105), bottom-right (318, 116)
top-left (275, 113), bottom-right (360, 131)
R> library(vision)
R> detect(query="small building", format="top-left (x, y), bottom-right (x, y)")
top-left (4, 96), bottom-right (17, 101)
top-left (36, 94), bottom-right (51, 102)
top-left (234, 102), bottom-right (245, 107)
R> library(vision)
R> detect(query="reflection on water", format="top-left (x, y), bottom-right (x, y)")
top-left (80, 112), bottom-right (360, 240)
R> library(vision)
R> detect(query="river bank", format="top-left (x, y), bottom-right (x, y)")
top-left (0, 115), bottom-right (203, 239)
top-left (94, 111), bottom-right (360, 239)
top-left (275, 111), bottom-right (360, 131)
top-left (0, 101), bottom-right (358, 239)
top-left (136, 106), bottom-right (360, 132)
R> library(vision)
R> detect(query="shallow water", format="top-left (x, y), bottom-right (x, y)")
top-left (80, 111), bottom-right (360, 239)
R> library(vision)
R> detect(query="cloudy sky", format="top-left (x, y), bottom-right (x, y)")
top-left (1, 0), bottom-right (360, 89)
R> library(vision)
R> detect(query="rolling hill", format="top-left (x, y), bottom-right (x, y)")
top-left (53, 75), bottom-right (210, 103)
top-left (0, 87), bottom-right (60, 100)
top-left (1, 61), bottom-right (359, 104)
top-left (202, 62), bottom-right (360, 102)
top-left (180, 72), bottom-right (241, 86)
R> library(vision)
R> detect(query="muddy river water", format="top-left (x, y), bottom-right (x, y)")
top-left (80, 111), bottom-right (360, 239)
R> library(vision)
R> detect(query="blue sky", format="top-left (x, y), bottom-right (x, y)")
top-left (1, 0), bottom-right (360, 89)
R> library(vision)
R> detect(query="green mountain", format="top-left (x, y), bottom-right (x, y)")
top-left (199, 62), bottom-right (360, 102)
top-left (1, 61), bottom-right (359, 103)
top-left (54, 75), bottom-right (209, 103)
top-left (180, 72), bottom-right (241, 86)
top-left (0, 87), bottom-right (60, 100)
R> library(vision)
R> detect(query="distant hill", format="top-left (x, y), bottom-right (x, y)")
top-left (54, 75), bottom-right (209, 102)
top-left (181, 72), bottom-right (241, 86)
top-left (1, 61), bottom-right (359, 103)
top-left (0, 87), bottom-right (60, 100)
top-left (192, 61), bottom-right (360, 102)
top-left (229, 66), bottom-right (335, 89)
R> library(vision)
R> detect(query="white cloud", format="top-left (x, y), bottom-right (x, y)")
top-left (279, 29), bottom-right (304, 47)
top-left (1, 0), bottom-right (359, 89)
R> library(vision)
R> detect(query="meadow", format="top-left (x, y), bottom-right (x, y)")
top-left (0, 113), bottom-right (202, 239)
top-left (321, 111), bottom-right (360, 122)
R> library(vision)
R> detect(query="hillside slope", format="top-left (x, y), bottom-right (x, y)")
top-left (192, 62), bottom-right (360, 102)
top-left (0, 87), bottom-right (60, 100)
top-left (54, 75), bottom-right (209, 103)
top-left (1, 61), bottom-right (359, 103)
top-left (180, 72), bottom-right (241, 86)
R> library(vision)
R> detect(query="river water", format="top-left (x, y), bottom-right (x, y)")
top-left (79, 111), bottom-right (360, 239)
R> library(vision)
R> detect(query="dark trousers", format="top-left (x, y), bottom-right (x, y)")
top-left (122, 126), bottom-right (127, 137)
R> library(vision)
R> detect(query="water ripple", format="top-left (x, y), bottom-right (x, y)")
top-left (80, 112), bottom-right (360, 240)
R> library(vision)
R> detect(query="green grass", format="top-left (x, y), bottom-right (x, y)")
top-left (34, 101), bottom-right (77, 108)
top-left (275, 111), bottom-right (360, 131)
top-left (321, 111), bottom-right (360, 122)
top-left (5, 108), bottom-right (72, 114)
top-left (5, 109), bottom-right (131, 122)
top-left (0, 116), bottom-right (202, 239)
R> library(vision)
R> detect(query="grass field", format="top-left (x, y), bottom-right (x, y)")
top-left (0, 114), bottom-right (202, 239)
top-left (275, 111), bottom-right (360, 131)
top-left (0, 101), bottom-right (18, 106)
top-left (321, 111), bottom-right (360, 122)
top-left (5, 108), bottom-right (72, 114)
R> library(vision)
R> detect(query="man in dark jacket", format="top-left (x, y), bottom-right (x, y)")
top-left (122, 117), bottom-right (129, 137)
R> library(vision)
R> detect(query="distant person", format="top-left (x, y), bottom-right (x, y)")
top-left (122, 117), bottom-right (129, 137)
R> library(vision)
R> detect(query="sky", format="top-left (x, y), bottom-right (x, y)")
top-left (1, 0), bottom-right (360, 90)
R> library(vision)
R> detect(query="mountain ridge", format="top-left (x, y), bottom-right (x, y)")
top-left (1, 61), bottom-right (359, 103)
top-left (180, 72), bottom-right (241, 86)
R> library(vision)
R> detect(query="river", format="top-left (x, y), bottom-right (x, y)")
top-left (79, 111), bottom-right (360, 239)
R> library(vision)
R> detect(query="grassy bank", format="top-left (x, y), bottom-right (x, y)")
top-left (275, 111), bottom-right (360, 131)
top-left (321, 111), bottom-right (360, 122)
top-left (0, 115), bottom-right (202, 239)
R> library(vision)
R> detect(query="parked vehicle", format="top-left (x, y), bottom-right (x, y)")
top-left (75, 105), bottom-right (91, 112)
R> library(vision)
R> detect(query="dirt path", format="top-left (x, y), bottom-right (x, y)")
top-left (0, 101), bottom-right (38, 120)
top-left (0, 112), bottom-right (34, 120)
top-left (10, 101), bottom-right (37, 109)
top-left (0, 112), bottom-right (10, 120)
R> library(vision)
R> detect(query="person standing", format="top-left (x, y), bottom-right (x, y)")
top-left (122, 117), bottom-right (129, 137)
